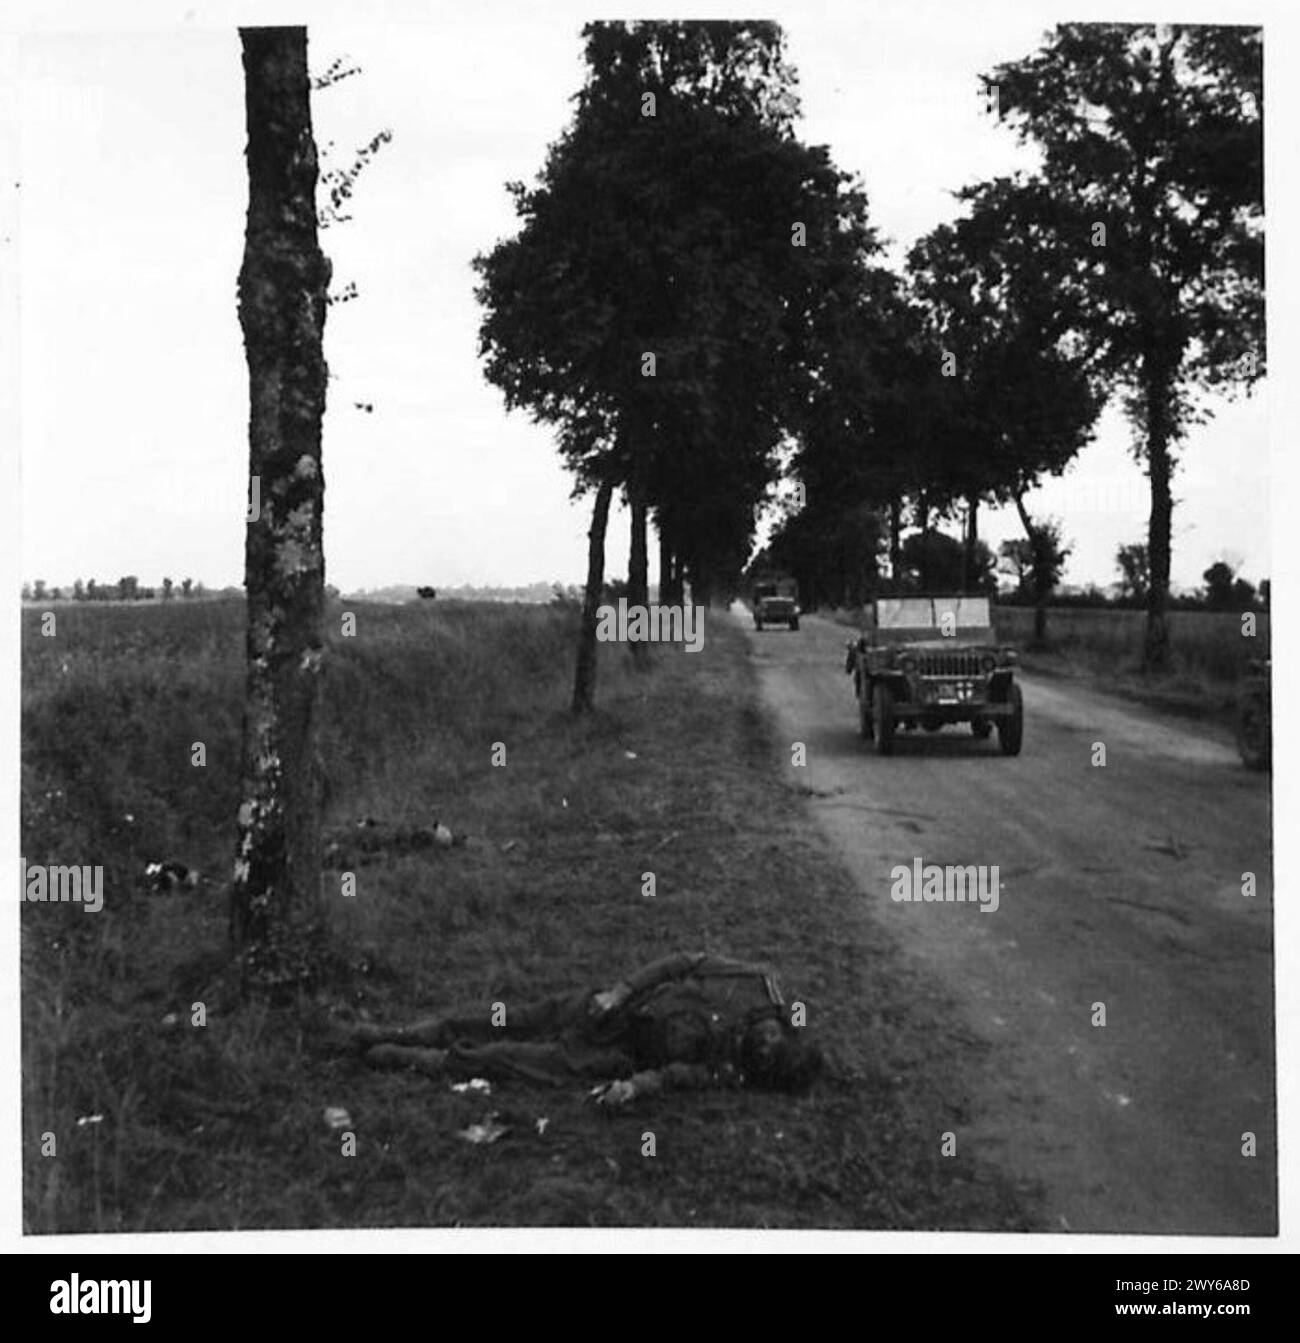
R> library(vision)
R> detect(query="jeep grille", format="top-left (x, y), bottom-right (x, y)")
top-left (918, 651), bottom-right (985, 677)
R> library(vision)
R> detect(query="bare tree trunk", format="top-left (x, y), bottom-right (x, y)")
top-left (963, 493), bottom-right (979, 594)
top-left (1013, 492), bottom-right (1048, 649)
top-left (628, 483), bottom-right (649, 664)
top-left (661, 519), bottom-right (684, 605)
top-left (888, 495), bottom-right (902, 586)
top-left (573, 477), bottom-right (614, 713)
top-left (1143, 361), bottom-right (1174, 673)
top-left (230, 26), bottom-right (330, 987)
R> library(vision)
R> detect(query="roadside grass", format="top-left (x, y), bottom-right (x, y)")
top-left (992, 606), bottom-right (1268, 724)
top-left (23, 599), bottom-right (1033, 1232)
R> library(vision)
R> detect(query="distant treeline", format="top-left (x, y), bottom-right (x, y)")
top-left (20, 577), bottom-right (247, 603)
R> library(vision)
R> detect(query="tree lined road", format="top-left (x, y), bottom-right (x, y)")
top-left (748, 613), bottom-right (1275, 1234)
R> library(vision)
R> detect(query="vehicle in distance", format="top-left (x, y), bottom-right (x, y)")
top-left (1236, 657), bottom-right (1271, 771)
top-left (753, 580), bottom-right (800, 632)
top-left (844, 595), bottom-right (1022, 756)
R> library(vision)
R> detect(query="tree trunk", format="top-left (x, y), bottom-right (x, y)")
top-left (1013, 491), bottom-right (1048, 649)
top-left (657, 519), bottom-right (671, 603)
top-left (230, 26), bottom-right (331, 988)
top-left (628, 486), bottom-right (649, 663)
top-left (658, 514), bottom-right (683, 604)
top-left (963, 494), bottom-right (979, 594)
top-left (1143, 365), bottom-right (1174, 673)
top-left (573, 477), bottom-right (614, 713)
top-left (888, 495), bottom-right (902, 587)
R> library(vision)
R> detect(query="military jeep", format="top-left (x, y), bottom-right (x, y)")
top-left (845, 595), bottom-right (1022, 756)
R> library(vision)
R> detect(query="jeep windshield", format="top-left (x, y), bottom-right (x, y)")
top-left (872, 596), bottom-right (992, 641)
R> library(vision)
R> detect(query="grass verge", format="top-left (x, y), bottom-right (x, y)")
top-left (23, 599), bottom-right (1034, 1231)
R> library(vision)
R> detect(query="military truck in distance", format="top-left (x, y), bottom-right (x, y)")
top-left (845, 595), bottom-right (1022, 756)
top-left (753, 579), bottom-right (800, 632)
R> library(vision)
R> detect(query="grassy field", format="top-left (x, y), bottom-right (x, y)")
top-left (992, 605), bottom-right (1269, 720)
top-left (22, 598), bottom-right (1032, 1233)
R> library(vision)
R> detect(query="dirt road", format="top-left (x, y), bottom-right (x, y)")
top-left (745, 611), bottom-right (1276, 1234)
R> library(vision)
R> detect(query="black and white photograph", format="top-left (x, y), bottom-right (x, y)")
top-left (4, 0), bottom-right (1294, 1261)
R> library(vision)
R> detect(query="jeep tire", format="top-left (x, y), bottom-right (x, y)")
top-left (997, 683), bottom-right (1024, 757)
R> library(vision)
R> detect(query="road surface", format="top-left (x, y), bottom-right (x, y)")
top-left (745, 611), bottom-right (1276, 1234)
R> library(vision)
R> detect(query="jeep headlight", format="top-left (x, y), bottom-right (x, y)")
top-left (980, 653), bottom-right (996, 674)
top-left (899, 655), bottom-right (917, 674)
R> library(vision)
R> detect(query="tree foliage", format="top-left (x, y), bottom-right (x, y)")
top-left (987, 23), bottom-right (1263, 667)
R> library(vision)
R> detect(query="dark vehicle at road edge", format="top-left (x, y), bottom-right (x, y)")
top-left (1236, 657), bottom-right (1271, 771)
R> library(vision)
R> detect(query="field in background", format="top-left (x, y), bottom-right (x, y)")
top-left (22, 599), bottom-right (1031, 1232)
top-left (993, 605), bottom-right (1268, 721)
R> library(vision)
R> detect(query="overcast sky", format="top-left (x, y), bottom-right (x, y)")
top-left (13, 0), bottom-right (1271, 595)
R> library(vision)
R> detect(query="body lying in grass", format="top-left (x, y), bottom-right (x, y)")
top-left (351, 951), bottom-right (822, 1105)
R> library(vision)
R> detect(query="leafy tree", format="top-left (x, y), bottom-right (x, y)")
top-left (781, 268), bottom-right (930, 596)
top-left (1202, 559), bottom-right (1235, 610)
top-left (1116, 542), bottom-right (1150, 604)
top-left (230, 26), bottom-right (330, 990)
top-left (161, 576), bottom-right (173, 601)
top-left (32, 580), bottom-right (46, 601)
top-left (906, 176), bottom-right (1102, 625)
top-left (1011, 514), bottom-right (1072, 644)
top-left (898, 530), bottom-right (995, 594)
top-left (21, 583), bottom-right (32, 601)
top-left (86, 578), bottom-right (98, 601)
top-left (989, 24), bottom-right (1263, 669)
top-left (72, 579), bottom-right (85, 601)
top-left (474, 20), bottom-right (875, 707)
top-left (761, 498), bottom-right (887, 611)
top-left (181, 577), bottom-right (193, 598)
top-left (1202, 559), bottom-right (1254, 611)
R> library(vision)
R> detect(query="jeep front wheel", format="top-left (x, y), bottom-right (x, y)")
top-left (997, 683), bottom-right (1024, 756)
top-left (873, 682), bottom-right (896, 756)
top-left (971, 718), bottom-right (992, 739)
